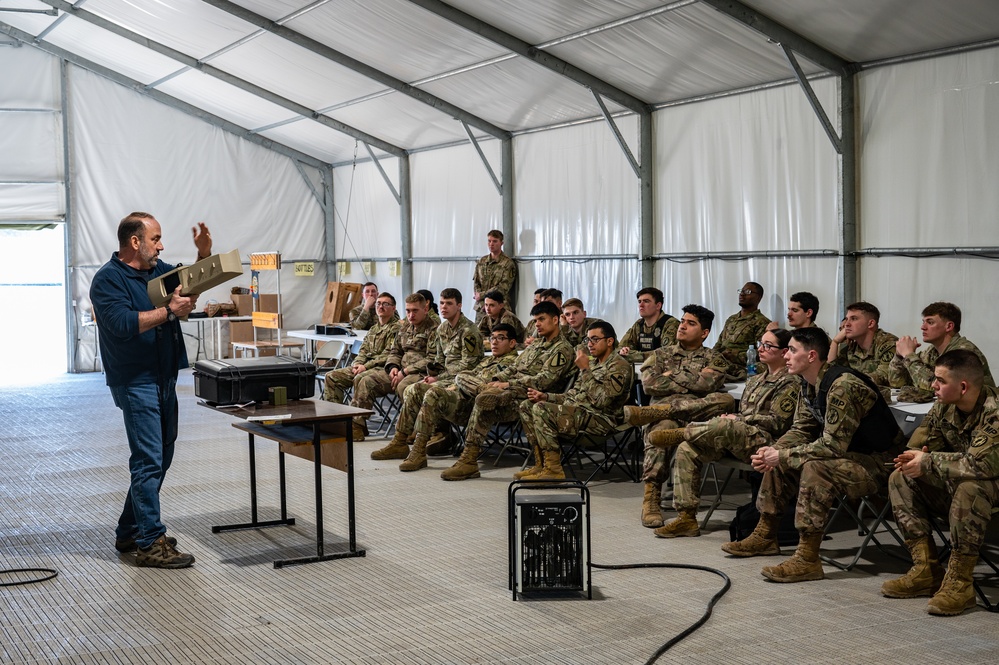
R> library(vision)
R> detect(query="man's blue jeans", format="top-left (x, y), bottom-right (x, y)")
top-left (110, 379), bottom-right (178, 549)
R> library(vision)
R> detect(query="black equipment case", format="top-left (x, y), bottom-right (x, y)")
top-left (193, 357), bottom-right (316, 405)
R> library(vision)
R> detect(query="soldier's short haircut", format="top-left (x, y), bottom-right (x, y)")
top-left (747, 281), bottom-right (764, 297)
top-left (362, 281), bottom-right (377, 289)
top-left (117, 212), bottom-right (155, 246)
top-left (440, 288), bottom-right (462, 304)
top-left (846, 301), bottom-right (881, 323)
top-left (540, 288), bottom-right (563, 301)
top-left (531, 301), bottom-right (561, 318)
top-left (936, 349), bottom-right (984, 387)
top-left (487, 229), bottom-right (504, 241)
top-left (587, 320), bottom-right (617, 347)
top-left (637, 287), bottom-right (664, 304)
top-left (770, 328), bottom-right (793, 350)
top-left (534, 288), bottom-right (546, 296)
top-left (404, 293), bottom-right (426, 305)
top-left (490, 322), bottom-right (520, 344)
top-left (682, 304), bottom-right (715, 332)
top-left (483, 289), bottom-right (505, 303)
top-left (562, 297), bottom-right (584, 311)
top-left (790, 327), bottom-right (830, 359)
top-left (790, 291), bottom-right (820, 320)
top-left (922, 301), bottom-right (962, 333)
top-left (377, 292), bottom-right (396, 306)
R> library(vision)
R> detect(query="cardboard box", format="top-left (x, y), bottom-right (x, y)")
top-left (230, 321), bottom-right (254, 343)
top-left (232, 293), bottom-right (279, 316)
top-left (228, 343), bottom-right (277, 358)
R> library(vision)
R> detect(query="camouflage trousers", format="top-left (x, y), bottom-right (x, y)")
top-left (411, 382), bottom-right (475, 438)
top-left (641, 392), bottom-right (735, 484)
top-left (325, 367), bottom-right (421, 427)
top-left (395, 380), bottom-right (435, 438)
top-left (757, 452), bottom-right (889, 534)
top-left (323, 367), bottom-right (356, 404)
top-left (518, 400), bottom-right (615, 453)
top-left (671, 417), bottom-right (773, 511)
top-left (888, 471), bottom-right (999, 556)
top-left (464, 387), bottom-right (528, 448)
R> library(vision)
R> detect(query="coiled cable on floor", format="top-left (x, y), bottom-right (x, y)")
top-left (591, 561), bottom-right (731, 665)
top-left (0, 568), bottom-right (59, 587)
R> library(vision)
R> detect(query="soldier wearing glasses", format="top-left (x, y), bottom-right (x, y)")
top-left (516, 321), bottom-right (634, 480)
top-left (713, 282), bottom-right (771, 381)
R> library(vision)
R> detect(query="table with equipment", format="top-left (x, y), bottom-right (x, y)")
top-left (287, 328), bottom-right (368, 363)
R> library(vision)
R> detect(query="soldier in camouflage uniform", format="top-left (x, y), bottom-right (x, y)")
top-left (522, 289), bottom-right (563, 345)
top-left (726, 327), bottom-right (905, 584)
top-left (323, 292), bottom-right (402, 439)
top-left (517, 321), bottom-right (633, 481)
top-left (889, 301), bottom-right (994, 402)
top-left (370, 288), bottom-right (484, 461)
top-left (476, 289), bottom-right (525, 342)
top-left (654, 329), bottom-right (798, 538)
top-left (472, 229), bottom-right (517, 323)
top-left (348, 282), bottom-right (399, 330)
top-left (441, 301), bottom-right (576, 481)
top-left (828, 301), bottom-right (898, 388)
top-left (883, 350), bottom-right (999, 616)
top-left (618, 287), bottom-right (679, 364)
top-left (630, 305), bottom-right (734, 528)
top-left (559, 298), bottom-right (605, 350)
top-left (713, 282), bottom-right (771, 381)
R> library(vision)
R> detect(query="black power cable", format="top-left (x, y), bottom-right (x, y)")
top-left (0, 567), bottom-right (59, 587)
top-left (591, 561), bottom-right (731, 665)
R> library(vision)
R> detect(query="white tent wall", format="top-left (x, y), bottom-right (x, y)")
top-left (858, 45), bottom-right (999, 363)
top-left (66, 66), bottom-right (326, 371)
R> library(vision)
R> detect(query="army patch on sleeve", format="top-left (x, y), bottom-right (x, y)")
top-left (464, 337), bottom-right (477, 352)
top-left (779, 395), bottom-right (797, 414)
top-left (881, 349), bottom-right (895, 362)
top-left (826, 408), bottom-right (841, 425)
top-left (549, 353), bottom-right (568, 368)
top-left (610, 374), bottom-right (625, 390)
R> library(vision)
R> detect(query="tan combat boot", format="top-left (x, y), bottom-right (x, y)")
top-left (926, 551), bottom-right (979, 616)
top-left (371, 431), bottom-right (410, 460)
top-left (648, 427), bottom-right (685, 449)
top-left (623, 404), bottom-right (673, 427)
top-left (761, 532), bottom-right (825, 583)
top-left (721, 513), bottom-right (781, 557)
top-left (351, 419), bottom-right (368, 442)
top-left (641, 482), bottom-right (664, 528)
top-left (399, 434), bottom-right (429, 472)
top-left (654, 509), bottom-right (700, 538)
top-left (425, 430), bottom-right (450, 456)
top-left (522, 450), bottom-right (565, 481)
top-left (441, 444), bottom-right (481, 481)
top-left (881, 537), bottom-right (945, 598)
top-left (513, 445), bottom-right (545, 480)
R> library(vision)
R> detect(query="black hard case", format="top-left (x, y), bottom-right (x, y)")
top-left (193, 356), bottom-right (316, 405)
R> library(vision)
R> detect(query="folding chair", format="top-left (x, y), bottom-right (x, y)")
top-left (560, 424), bottom-right (642, 484)
top-left (313, 340), bottom-right (347, 395)
top-left (697, 457), bottom-right (754, 529)
top-left (819, 491), bottom-right (906, 571)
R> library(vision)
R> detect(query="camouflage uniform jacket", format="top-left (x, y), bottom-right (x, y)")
top-left (477, 309), bottom-right (526, 342)
top-left (384, 316), bottom-right (437, 376)
top-left (493, 332), bottom-right (575, 393)
top-left (546, 353), bottom-right (632, 423)
top-left (713, 309), bottom-right (771, 380)
top-left (428, 310), bottom-right (441, 326)
top-left (620, 313), bottom-right (679, 364)
top-left (353, 318), bottom-right (402, 370)
top-left (738, 366), bottom-right (800, 437)
top-left (453, 351), bottom-right (520, 397)
top-left (907, 385), bottom-right (999, 482)
top-left (349, 304), bottom-right (398, 331)
top-left (473, 252), bottom-right (517, 314)
top-left (833, 327), bottom-right (898, 386)
top-left (889, 333), bottom-right (995, 397)
top-left (432, 313), bottom-right (484, 381)
top-left (774, 364), bottom-right (881, 469)
top-left (640, 343), bottom-right (728, 401)
top-left (562, 317), bottom-right (605, 350)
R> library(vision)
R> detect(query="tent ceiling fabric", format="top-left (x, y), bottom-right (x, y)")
top-left (2, 0), bottom-right (997, 163)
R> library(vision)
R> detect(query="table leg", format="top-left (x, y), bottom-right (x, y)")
top-left (212, 432), bottom-right (296, 533)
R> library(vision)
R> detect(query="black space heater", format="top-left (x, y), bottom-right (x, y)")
top-left (508, 479), bottom-right (590, 600)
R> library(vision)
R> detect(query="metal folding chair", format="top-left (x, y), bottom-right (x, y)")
top-left (697, 457), bottom-right (754, 528)
top-left (819, 492), bottom-right (906, 571)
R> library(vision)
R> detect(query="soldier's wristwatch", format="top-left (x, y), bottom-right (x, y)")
top-left (166, 306), bottom-right (177, 323)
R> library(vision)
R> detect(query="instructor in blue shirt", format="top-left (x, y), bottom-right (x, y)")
top-left (90, 212), bottom-right (211, 568)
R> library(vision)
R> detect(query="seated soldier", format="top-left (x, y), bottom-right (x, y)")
top-left (766, 291), bottom-right (820, 332)
top-left (652, 329), bottom-right (798, 538)
top-left (349, 282), bottom-right (399, 330)
top-left (713, 282), bottom-right (771, 381)
top-left (618, 287), bottom-right (678, 364)
top-left (890, 301), bottom-right (995, 402)
top-left (349, 291), bottom-right (437, 437)
top-left (323, 292), bottom-right (403, 439)
top-left (441, 301), bottom-right (575, 481)
top-left (517, 321), bottom-right (633, 481)
top-left (523, 288), bottom-right (563, 345)
top-left (884, 350), bottom-right (999, 616)
top-left (378, 323), bottom-right (521, 472)
top-left (827, 301), bottom-right (898, 387)
top-left (560, 298), bottom-right (604, 349)
top-left (626, 304), bottom-right (734, 529)
top-left (370, 288), bottom-right (483, 461)
top-left (726, 327), bottom-right (906, 583)
top-left (477, 289), bottom-right (525, 342)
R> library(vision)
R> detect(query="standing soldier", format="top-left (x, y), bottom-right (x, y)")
top-left (828, 301), bottom-right (898, 387)
top-left (517, 321), bottom-right (633, 481)
top-left (472, 229), bottom-right (517, 324)
top-left (618, 288), bottom-right (679, 364)
top-left (713, 282), bottom-right (771, 381)
top-left (884, 350), bottom-right (999, 616)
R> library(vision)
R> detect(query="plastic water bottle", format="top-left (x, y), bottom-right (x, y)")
top-left (746, 345), bottom-right (758, 376)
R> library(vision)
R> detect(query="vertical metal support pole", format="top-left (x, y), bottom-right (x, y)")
top-left (639, 110), bottom-right (654, 287)
top-left (840, 73), bottom-right (858, 310)
top-left (60, 59), bottom-right (76, 372)
top-left (501, 136), bottom-right (515, 310)
top-left (322, 165), bottom-right (336, 282)
top-left (399, 154), bottom-right (413, 295)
